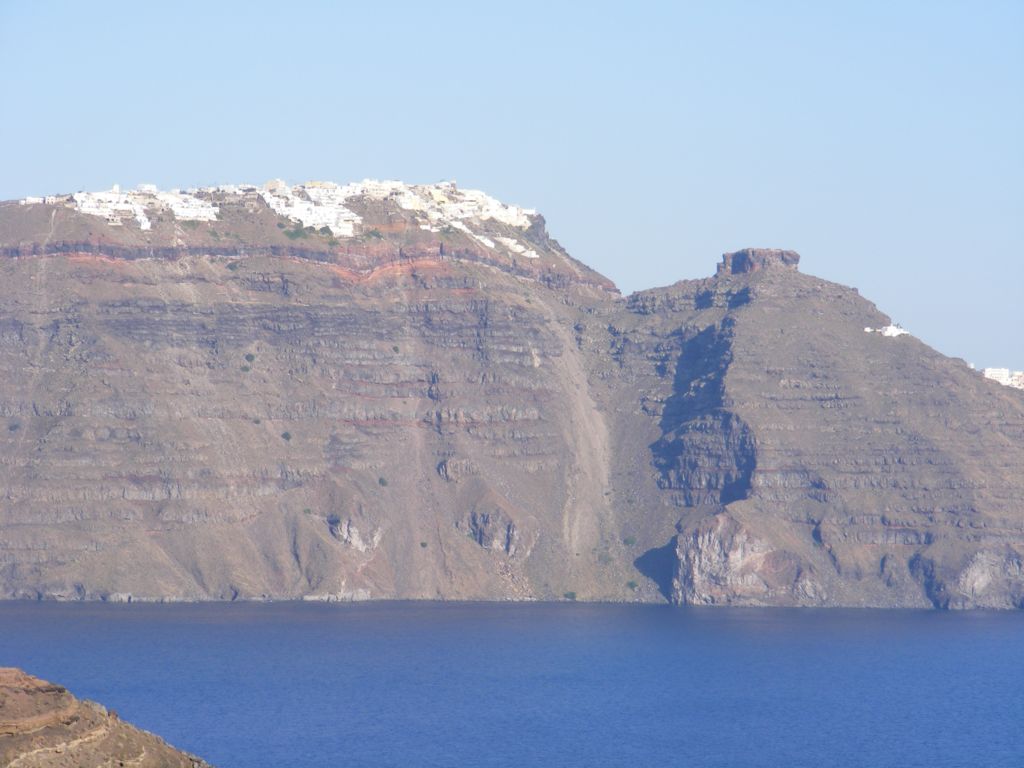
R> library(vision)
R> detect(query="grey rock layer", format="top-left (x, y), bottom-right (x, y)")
top-left (1, 194), bottom-right (1022, 609)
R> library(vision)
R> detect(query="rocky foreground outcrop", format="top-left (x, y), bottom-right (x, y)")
top-left (0, 668), bottom-right (211, 767)
top-left (0, 182), bottom-right (1022, 608)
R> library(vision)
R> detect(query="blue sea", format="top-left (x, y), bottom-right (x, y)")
top-left (1, 601), bottom-right (1021, 767)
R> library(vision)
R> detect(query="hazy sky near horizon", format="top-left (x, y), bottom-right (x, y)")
top-left (2, 1), bottom-right (1021, 368)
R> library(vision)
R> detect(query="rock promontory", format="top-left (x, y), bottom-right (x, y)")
top-left (716, 247), bottom-right (801, 275)
top-left (0, 668), bottom-right (212, 767)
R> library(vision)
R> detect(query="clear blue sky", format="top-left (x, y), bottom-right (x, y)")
top-left (2, 1), bottom-right (1021, 368)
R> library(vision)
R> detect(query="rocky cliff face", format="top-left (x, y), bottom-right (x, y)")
top-left (597, 249), bottom-right (1024, 608)
top-left (0, 668), bottom-right (211, 767)
top-left (1, 184), bottom-right (1022, 608)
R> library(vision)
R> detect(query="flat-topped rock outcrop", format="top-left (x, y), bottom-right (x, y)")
top-left (716, 247), bottom-right (800, 275)
top-left (0, 180), bottom-right (1022, 608)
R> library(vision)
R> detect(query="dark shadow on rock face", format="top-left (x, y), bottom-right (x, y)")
top-left (657, 324), bottom-right (731, 434)
top-left (909, 554), bottom-right (949, 609)
top-left (727, 286), bottom-right (751, 308)
top-left (634, 539), bottom-right (677, 601)
top-left (649, 321), bottom-right (756, 506)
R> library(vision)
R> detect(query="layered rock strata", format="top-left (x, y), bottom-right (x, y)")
top-left (0, 668), bottom-right (211, 767)
top-left (1, 184), bottom-right (1022, 608)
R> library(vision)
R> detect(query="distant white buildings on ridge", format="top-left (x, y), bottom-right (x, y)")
top-left (16, 180), bottom-right (542, 259)
top-left (864, 324), bottom-right (909, 338)
top-left (983, 368), bottom-right (1024, 390)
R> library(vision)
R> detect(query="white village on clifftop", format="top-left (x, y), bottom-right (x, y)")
top-left (18, 179), bottom-right (541, 258)
top-left (15, 183), bottom-right (1024, 393)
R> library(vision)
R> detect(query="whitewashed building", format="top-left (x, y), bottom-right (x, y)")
top-left (17, 179), bottom-right (543, 255)
top-left (983, 368), bottom-right (1024, 390)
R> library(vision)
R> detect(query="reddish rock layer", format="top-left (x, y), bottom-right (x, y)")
top-left (0, 668), bottom-right (212, 767)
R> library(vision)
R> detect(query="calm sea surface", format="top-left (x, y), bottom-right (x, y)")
top-left (0, 601), bottom-right (1021, 767)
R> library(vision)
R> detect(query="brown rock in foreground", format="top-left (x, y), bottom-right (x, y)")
top-left (0, 667), bottom-right (211, 768)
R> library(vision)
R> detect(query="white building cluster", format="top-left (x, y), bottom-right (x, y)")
top-left (71, 186), bottom-right (153, 230)
top-left (20, 184), bottom-right (220, 229)
top-left (259, 180), bottom-right (361, 237)
top-left (401, 183), bottom-right (535, 229)
top-left (17, 179), bottom-right (543, 258)
top-left (255, 179), bottom-right (541, 256)
top-left (864, 324), bottom-right (910, 338)
top-left (152, 190), bottom-right (219, 222)
top-left (983, 368), bottom-right (1024, 390)
top-left (390, 180), bottom-right (539, 257)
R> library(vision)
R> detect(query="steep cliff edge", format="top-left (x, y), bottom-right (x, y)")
top-left (0, 668), bottom-right (211, 767)
top-left (597, 249), bottom-right (1024, 608)
top-left (1, 184), bottom-right (1022, 607)
top-left (0, 181), bottom-right (626, 603)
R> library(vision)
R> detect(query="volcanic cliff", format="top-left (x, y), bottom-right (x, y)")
top-left (0, 667), bottom-right (211, 767)
top-left (1, 181), bottom-right (1022, 608)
